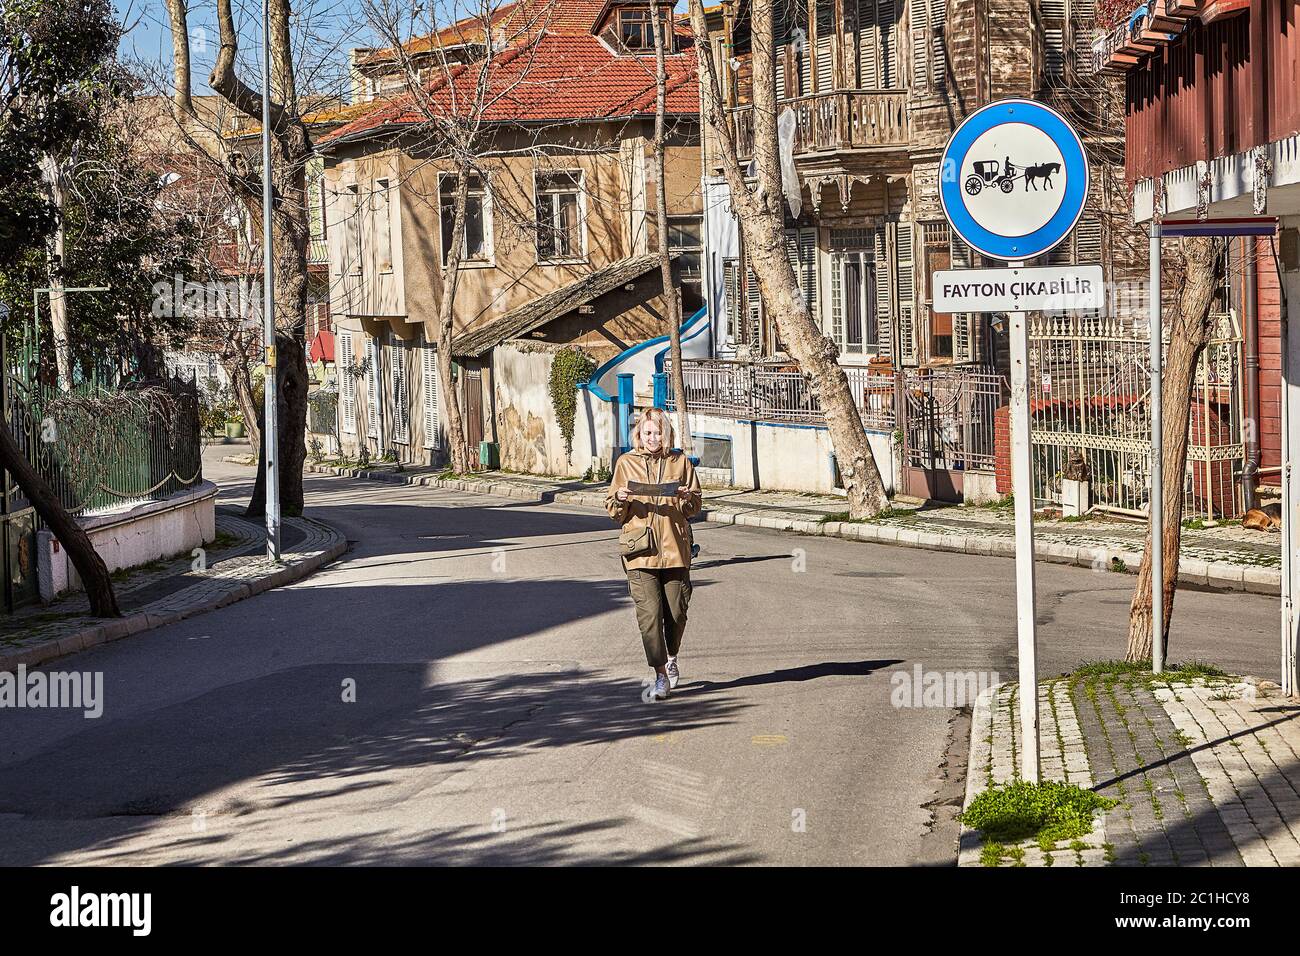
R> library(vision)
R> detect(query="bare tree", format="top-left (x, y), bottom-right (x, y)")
top-left (687, 0), bottom-right (887, 518)
top-left (1126, 235), bottom-right (1226, 664)
top-left (651, 0), bottom-right (692, 455)
top-left (361, 0), bottom-right (561, 474)
top-left (164, 0), bottom-right (325, 517)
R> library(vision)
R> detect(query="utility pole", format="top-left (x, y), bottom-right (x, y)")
top-left (261, 0), bottom-right (281, 561)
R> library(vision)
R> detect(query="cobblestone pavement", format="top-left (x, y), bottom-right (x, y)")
top-left (963, 675), bottom-right (1300, 867)
top-left (295, 461), bottom-right (1282, 592)
top-left (0, 508), bottom-right (345, 672)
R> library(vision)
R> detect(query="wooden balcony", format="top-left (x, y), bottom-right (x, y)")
top-left (1093, 0), bottom-right (1190, 73)
top-left (728, 90), bottom-right (910, 162)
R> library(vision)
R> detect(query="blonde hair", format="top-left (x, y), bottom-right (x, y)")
top-left (632, 407), bottom-right (675, 453)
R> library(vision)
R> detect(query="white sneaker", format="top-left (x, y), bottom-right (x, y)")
top-left (665, 658), bottom-right (681, 689)
top-left (651, 674), bottom-right (670, 701)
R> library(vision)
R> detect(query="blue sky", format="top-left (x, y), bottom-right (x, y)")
top-left (117, 0), bottom-right (693, 96)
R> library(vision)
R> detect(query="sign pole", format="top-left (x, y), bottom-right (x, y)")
top-left (1007, 260), bottom-right (1040, 783)
top-left (261, 0), bottom-right (281, 562)
top-left (1149, 220), bottom-right (1163, 673)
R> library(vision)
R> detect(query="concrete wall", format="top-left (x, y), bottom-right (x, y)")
top-left (38, 481), bottom-right (218, 601)
top-left (493, 341), bottom-right (617, 477)
top-left (685, 413), bottom-right (896, 496)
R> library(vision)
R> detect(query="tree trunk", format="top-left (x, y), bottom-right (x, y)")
top-left (436, 167), bottom-right (472, 474)
top-left (687, 0), bottom-right (888, 517)
top-left (1126, 236), bottom-right (1224, 664)
top-left (40, 153), bottom-right (73, 392)
top-left (246, 405), bottom-right (268, 519)
top-left (0, 421), bottom-right (119, 617)
top-left (652, 4), bottom-right (692, 456)
top-left (226, 353), bottom-right (261, 452)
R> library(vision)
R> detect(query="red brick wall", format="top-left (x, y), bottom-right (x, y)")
top-left (1255, 236), bottom-right (1283, 472)
top-left (995, 404), bottom-right (1011, 495)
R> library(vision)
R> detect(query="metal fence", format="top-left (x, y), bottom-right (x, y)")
top-left (902, 366), bottom-right (1005, 473)
top-left (1027, 312), bottom-right (1245, 518)
top-left (663, 357), bottom-right (896, 431)
top-left (5, 376), bottom-right (204, 518)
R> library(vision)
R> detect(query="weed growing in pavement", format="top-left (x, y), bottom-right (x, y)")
top-left (960, 780), bottom-right (1116, 856)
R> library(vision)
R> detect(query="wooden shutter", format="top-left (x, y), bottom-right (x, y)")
top-left (746, 264), bottom-right (762, 351)
top-left (950, 233), bottom-right (976, 363)
top-left (896, 222), bottom-right (917, 366)
top-left (366, 336), bottom-right (380, 439)
top-left (909, 0), bottom-right (929, 89)
top-left (391, 339), bottom-right (409, 442)
top-left (873, 225), bottom-right (893, 354)
top-left (723, 257), bottom-right (741, 344)
top-left (339, 332), bottom-right (356, 434)
top-left (814, 0), bottom-right (834, 92)
top-left (831, 252), bottom-right (844, 345)
top-left (1041, 0), bottom-right (1068, 85)
top-left (1074, 215), bottom-right (1103, 264)
top-left (857, 0), bottom-right (899, 88)
top-left (930, 0), bottom-right (947, 91)
top-left (422, 338), bottom-right (441, 449)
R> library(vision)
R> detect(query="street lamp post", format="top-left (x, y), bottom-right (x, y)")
top-left (261, 0), bottom-right (281, 561)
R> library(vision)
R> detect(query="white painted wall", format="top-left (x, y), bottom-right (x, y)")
top-left (39, 482), bottom-right (217, 601)
top-left (687, 413), bottom-right (896, 495)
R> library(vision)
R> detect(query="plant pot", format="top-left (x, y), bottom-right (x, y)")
top-left (1061, 478), bottom-right (1091, 518)
top-left (225, 422), bottom-right (246, 440)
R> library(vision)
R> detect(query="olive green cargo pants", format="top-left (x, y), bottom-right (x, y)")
top-left (625, 567), bottom-right (692, 668)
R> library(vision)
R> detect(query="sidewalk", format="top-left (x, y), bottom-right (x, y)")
top-left (292, 458), bottom-right (1282, 594)
top-left (961, 672), bottom-right (1300, 866)
top-left (0, 507), bottom-right (346, 673)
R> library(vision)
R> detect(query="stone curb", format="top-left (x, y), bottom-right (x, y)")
top-left (302, 463), bottom-right (1281, 595)
top-left (0, 518), bottom-right (347, 675)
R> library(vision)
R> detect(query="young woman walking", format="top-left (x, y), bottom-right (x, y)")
top-left (605, 407), bottom-right (702, 701)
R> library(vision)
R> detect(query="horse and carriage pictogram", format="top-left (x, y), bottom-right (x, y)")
top-left (964, 159), bottom-right (1063, 196)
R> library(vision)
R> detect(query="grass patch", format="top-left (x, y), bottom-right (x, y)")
top-left (1070, 659), bottom-right (1229, 685)
top-left (961, 779), bottom-right (1115, 849)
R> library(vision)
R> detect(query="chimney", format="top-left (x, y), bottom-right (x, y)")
top-left (349, 47), bottom-right (373, 104)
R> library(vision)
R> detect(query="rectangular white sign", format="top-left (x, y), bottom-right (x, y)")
top-left (932, 264), bottom-right (1105, 313)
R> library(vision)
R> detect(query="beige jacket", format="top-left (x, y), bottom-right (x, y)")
top-left (605, 449), bottom-right (703, 570)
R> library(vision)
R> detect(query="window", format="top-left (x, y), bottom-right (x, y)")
top-left (618, 8), bottom-right (670, 52)
top-left (440, 173), bottom-right (490, 263)
top-left (391, 338), bottom-right (410, 443)
top-left (831, 232), bottom-right (880, 356)
top-left (339, 332), bottom-right (356, 433)
top-left (855, 0), bottom-right (900, 89)
top-left (345, 184), bottom-right (362, 275)
top-left (374, 179), bottom-right (393, 273)
top-left (421, 337), bottom-right (441, 450)
top-left (668, 217), bottom-right (703, 281)
top-left (307, 159), bottom-right (326, 259)
top-left (535, 171), bottom-right (584, 261)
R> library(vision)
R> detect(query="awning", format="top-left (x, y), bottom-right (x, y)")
top-left (309, 329), bottom-right (335, 363)
top-left (450, 253), bottom-right (672, 358)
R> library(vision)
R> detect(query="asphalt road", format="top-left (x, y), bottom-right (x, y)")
top-left (0, 450), bottom-right (1283, 865)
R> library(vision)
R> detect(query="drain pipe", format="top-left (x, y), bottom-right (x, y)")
top-left (1242, 238), bottom-right (1261, 512)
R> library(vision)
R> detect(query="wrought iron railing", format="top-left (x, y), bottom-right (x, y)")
top-left (4, 377), bottom-right (204, 518)
top-left (902, 367), bottom-right (1005, 473)
top-left (663, 357), bottom-right (896, 431)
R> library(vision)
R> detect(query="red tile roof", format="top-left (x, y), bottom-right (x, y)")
top-left (320, 0), bottom-right (698, 147)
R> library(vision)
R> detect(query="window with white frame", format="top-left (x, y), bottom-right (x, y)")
top-left (339, 332), bottom-right (357, 433)
top-left (390, 338), bottom-right (410, 443)
top-left (365, 335), bottom-right (380, 439)
top-left (830, 230), bottom-right (880, 357)
top-left (421, 337), bottom-right (441, 450)
top-left (345, 184), bottom-right (362, 275)
top-left (439, 173), bottom-right (491, 263)
top-left (535, 170), bottom-right (584, 261)
top-left (374, 179), bottom-right (393, 273)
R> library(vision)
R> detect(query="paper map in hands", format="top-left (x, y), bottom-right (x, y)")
top-left (625, 481), bottom-right (681, 498)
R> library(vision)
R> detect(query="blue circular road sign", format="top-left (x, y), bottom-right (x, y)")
top-left (939, 99), bottom-right (1090, 263)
